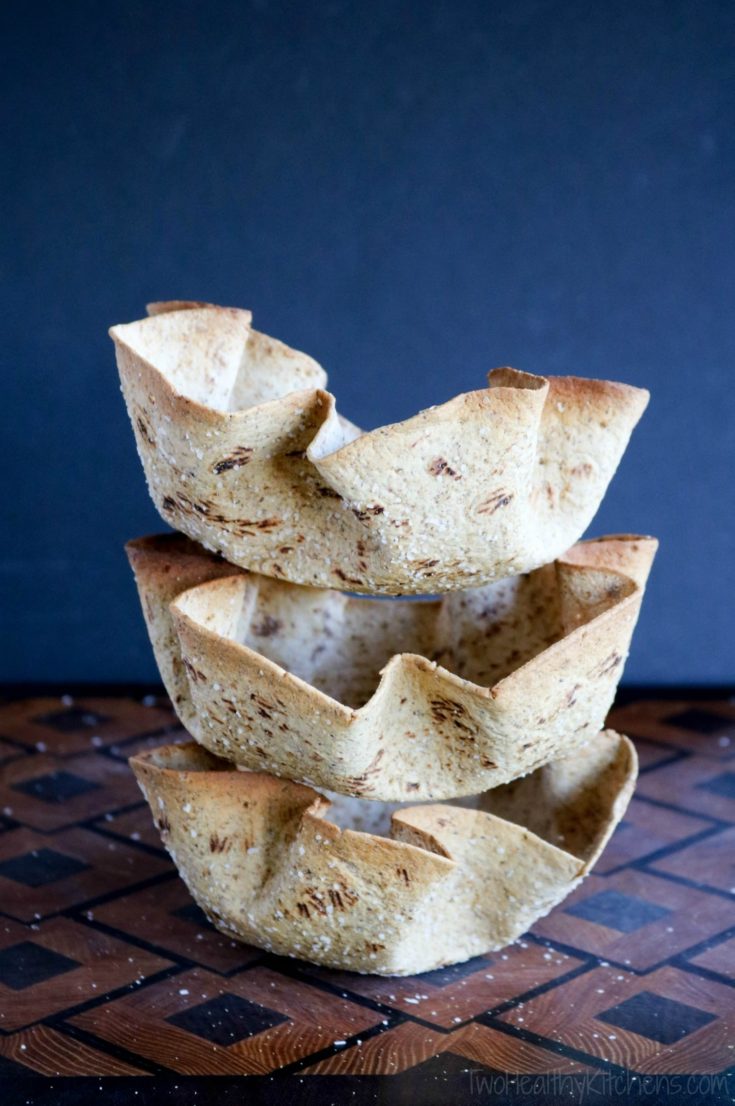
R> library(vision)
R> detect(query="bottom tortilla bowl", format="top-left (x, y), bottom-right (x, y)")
top-left (131, 730), bottom-right (636, 976)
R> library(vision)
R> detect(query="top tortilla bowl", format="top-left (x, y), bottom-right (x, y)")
top-left (112, 300), bottom-right (648, 595)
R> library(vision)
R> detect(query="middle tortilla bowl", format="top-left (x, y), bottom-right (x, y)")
top-left (127, 532), bottom-right (655, 800)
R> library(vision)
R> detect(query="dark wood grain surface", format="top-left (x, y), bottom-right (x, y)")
top-left (0, 692), bottom-right (733, 1102)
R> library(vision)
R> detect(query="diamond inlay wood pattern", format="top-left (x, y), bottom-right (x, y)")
top-left (0, 692), bottom-right (733, 1092)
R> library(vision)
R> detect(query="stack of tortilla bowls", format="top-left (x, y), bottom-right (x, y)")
top-left (112, 302), bottom-right (656, 976)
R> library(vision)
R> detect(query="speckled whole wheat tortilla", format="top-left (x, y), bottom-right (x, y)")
top-left (127, 532), bottom-right (655, 800)
top-left (130, 731), bottom-right (636, 975)
top-left (112, 301), bottom-right (649, 595)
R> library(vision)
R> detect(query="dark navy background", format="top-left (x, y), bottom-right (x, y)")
top-left (3, 0), bottom-right (733, 684)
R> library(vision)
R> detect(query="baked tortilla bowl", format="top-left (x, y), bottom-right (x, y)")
top-left (127, 532), bottom-right (655, 800)
top-left (131, 731), bottom-right (636, 976)
top-left (113, 301), bottom-right (648, 595)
